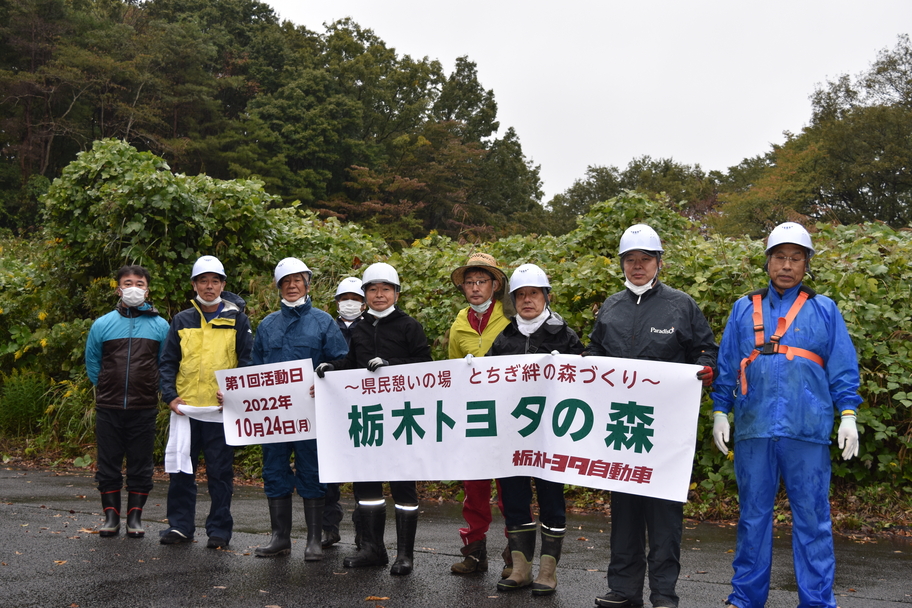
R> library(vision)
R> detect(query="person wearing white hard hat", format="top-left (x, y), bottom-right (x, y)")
top-left (159, 255), bottom-right (253, 549)
top-left (249, 258), bottom-right (348, 561)
top-left (315, 262), bottom-right (432, 576)
top-left (320, 276), bottom-right (368, 549)
top-left (486, 263), bottom-right (585, 596)
top-left (446, 253), bottom-right (515, 578)
top-left (710, 222), bottom-right (861, 608)
top-left (85, 265), bottom-right (170, 539)
top-left (589, 225), bottom-right (718, 608)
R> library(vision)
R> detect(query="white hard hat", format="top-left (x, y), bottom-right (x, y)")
top-left (274, 257), bottom-right (312, 286)
top-left (765, 222), bottom-right (815, 258)
top-left (509, 263), bottom-right (551, 293)
top-left (619, 224), bottom-right (664, 257)
top-left (362, 262), bottom-right (400, 291)
top-left (335, 276), bottom-right (365, 299)
top-left (191, 255), bottom-right (226, 280)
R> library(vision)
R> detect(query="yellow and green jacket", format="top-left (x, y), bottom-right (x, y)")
top-left (160, 292), bottom-right (253, 407)
top-left (447, 300), bottom-right (511, 359)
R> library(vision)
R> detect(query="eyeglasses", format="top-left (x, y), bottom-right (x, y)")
top-left (461, 279), bottom-right (491, 288)
top-left (770, 254), bottom-right (807, 264)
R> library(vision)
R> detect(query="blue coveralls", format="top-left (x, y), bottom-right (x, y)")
top-left (252, 298), bottom-right (348, 499)
top-left (711, 282), bottom-right (861, 608)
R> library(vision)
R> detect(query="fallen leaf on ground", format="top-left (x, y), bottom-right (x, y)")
top-left (365, 596), bottom-right (390, 601)
top-left (54, 560), bottom-right (67, 565)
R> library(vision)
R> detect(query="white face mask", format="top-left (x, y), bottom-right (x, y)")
top-left (281, 296), bottom-right (309, 308)
top-left (338, 300), bottom-right (363, 320)
top-left (121, 286), bottom-right (147, 308)
top-left (196, 294), bottom-right (222, 307)
top-left (469, 299), bottom-right (493, 314)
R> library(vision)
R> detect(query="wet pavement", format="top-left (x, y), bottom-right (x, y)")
top-left (0, 467), bottom-right (909, 607)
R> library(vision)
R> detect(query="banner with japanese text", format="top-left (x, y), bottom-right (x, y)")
top-left (216, 359), bottom-right (315, 446)
top-left (314, 354), bottom-right (703, 502)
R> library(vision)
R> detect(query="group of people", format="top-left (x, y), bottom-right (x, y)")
top-left (84, 220), bottom-right (862, 608)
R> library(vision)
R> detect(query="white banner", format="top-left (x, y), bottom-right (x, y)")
top-left (216, 359), bottom-right (316, 446)
top-left (314, 355), bottom-right (702, 502)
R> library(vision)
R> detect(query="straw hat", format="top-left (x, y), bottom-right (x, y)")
top-left (450, 252), bottom-right (508, 293)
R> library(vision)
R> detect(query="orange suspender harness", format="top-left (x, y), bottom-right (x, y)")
top-left (739, 287), bottom-right (824, 395)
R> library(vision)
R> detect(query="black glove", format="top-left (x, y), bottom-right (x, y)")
top-left (315, 363), bottom-right (334, 378)
top-left (367, 357), bottom-right (389, 372)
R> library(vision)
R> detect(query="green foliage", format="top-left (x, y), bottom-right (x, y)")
top-left (0, 368), bottom-right (52, 436)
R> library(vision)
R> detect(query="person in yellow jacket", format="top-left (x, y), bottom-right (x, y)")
top-left (447, 253), bottom-right (517, 576)
top-left (159, 256), bottom-right (253, 548)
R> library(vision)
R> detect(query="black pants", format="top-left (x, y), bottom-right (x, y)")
top-left (94, 407), bottom-right (157, 493)
top-left (607, 491), bottom-right (683, 607)
top-left (353, 480), bottom-right (417, 505)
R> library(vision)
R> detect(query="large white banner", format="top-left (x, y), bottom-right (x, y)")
top-left (216, 359), bottom-right (315, 446)
top-left (315, 355), bottom-right (702, 502)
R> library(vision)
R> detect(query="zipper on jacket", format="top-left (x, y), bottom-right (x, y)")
top-left (123, 312), bottom-right (134, 409)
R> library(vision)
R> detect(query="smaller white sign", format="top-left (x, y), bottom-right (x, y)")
top-left (215, 359), bottom-right (315, 446)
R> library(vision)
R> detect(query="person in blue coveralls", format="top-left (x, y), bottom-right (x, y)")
top-left (710, 222), bottom-right (861, 608)
top-left (251, 258), bottom-right (348, 561)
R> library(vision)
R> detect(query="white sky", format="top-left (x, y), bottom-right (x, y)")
top-left (265, 0), bottom-right (911, 203)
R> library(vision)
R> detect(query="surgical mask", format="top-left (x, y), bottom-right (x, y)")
top-left (338, 300), bottom-right (363, 320)
top-left (196, 294), bottom-right (222, 307)
top-left (624, 267), bottom-right (659, 304)
top-left (369, 305), bottom-right (396, 319)
top-left (121, 286), bottom-right (147, 308)
top-left (517, 308), bottom-right (551, 337)
top-left (469, 299), bottom-right (493, 314)
top-left (282, 296), bottom-right (309, 308)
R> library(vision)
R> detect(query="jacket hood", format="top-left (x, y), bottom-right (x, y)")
top-left (220, 291), bottom-right (247, 312)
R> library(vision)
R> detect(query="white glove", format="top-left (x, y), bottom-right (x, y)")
top-left (838, 414), bottom-right (859, 460)
top-left (464, 353), bottom-right (474, 364)
top-left (367, 357), bottom-right (388, 372)
top-left (550, 350), bottom-right (560, 356)
top-left (315, 363), bottom-right (333, 378)
top-left (712, 412), bottom-right (730, 454)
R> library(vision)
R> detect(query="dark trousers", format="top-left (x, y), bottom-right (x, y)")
top-left (607, 491), bottom-right (683, 607)
top-left (94, 407), bottom-right (157, 494)
top-left (497, 476), bottom-right (565, 529)
top-left (354, 480), bottom-right (417, 505)
top-left (164, 419), bottom-right (235, 542)
top-left (323, 483), bottom-right (343, 531)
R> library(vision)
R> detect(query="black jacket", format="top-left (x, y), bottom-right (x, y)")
top-left (587, 281), bottom-right (717, 368)
top-left (329, 307), bottom-right (432, 369)
top-left (487, 311), bottom-right (584, 356)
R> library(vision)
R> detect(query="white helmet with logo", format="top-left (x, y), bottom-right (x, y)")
top-left (765, 222), bottom-right (815, 258)
top-left (362, 262), bottom-right (400, 292)
top-left (274, 257), bottom-right (312, 286)
top-left (191, 255), bottom-right (226, 280)
top-left (509, 263), bottom-right (551, 294)
top-left (619, 224), bottom-right (664, 257)
top-left (335, 276), bottom-right (365, 300)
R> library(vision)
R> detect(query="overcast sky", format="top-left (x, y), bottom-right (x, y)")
top-left (265, 0), bottom-right (911, 203)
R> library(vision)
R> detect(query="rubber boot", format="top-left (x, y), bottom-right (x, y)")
top-left (496, 523), bottom-right (536, 591)
top-left (501, 543), bottom-right (513, 578)
top-left (99, 490), bottom-right (121, 537)
top-left (531, 524), bottom-right (565, 596)
top-left (255, 495), bottom-right (293, 557)
top-left (343, 502), bottom-right (389, 567)
top-left (390, 506), bottom-right (419, 575)
top-left (451, 538), bottom-right (488, 574)
top-left (303, 497), bottom-right (324, 561)
top-left (125, 491), bottom-right (148, 538)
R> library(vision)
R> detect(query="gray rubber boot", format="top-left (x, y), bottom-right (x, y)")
top-left (496, 523), bottom-right (536, 591)
top-left (99, 490), bottom-right (121, 537)
top-left (303, 497), bottom-right (324, 561)
top-left (255, 495), bottom-right (293, 557)
top-left (531, 524), bottom-right (565, 595)
top-left (343, 502), bottom-right (389, 567)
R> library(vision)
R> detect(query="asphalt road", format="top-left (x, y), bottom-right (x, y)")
top-left (0, 467), bottom-right (909, 608)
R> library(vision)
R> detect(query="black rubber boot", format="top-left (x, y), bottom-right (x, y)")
top-left (343, 502), bottom-right (389, 568)
top-left (303, 497), bottom-right (324, 561)
top-left (390, 506), bottom-right (419, 575)
top-left (531, 524), bottom-right (565, 596)
top-left (125, 491), bottom-right (148, 538)
top-left (496, 523), bottom-right (536, 591)
top-left (99, 490), bottom-right (121, 537)
top-left (451, 538), bottom-right (488, 574)
top-left (255, 495), bottom-right (293, 557)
